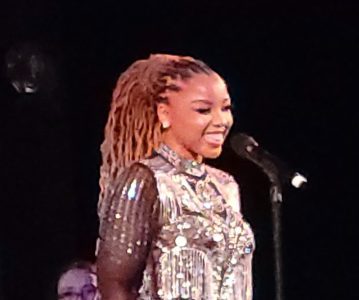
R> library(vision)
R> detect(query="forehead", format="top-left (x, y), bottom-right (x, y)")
top-left (58, 269), bottom-right (95, 290)
top-left (168, 72), bottom-right (229, 101)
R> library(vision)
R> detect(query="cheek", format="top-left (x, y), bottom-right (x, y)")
top-left (89, 274), bottom-right (98, 287)
top-left (193, 115), bottom-right (211, 127)
top-left (228, 114), bottom-right (234, 127)
top-left (187, 116), bottom-right (211, 137)
top-left (171, 111), bottom-right (210, 130)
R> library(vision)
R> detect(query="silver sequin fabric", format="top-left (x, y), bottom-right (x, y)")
top-left (97, 144), bottom-right (254, 300)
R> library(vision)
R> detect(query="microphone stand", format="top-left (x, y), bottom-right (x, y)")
top-left (228, 134), bottom-right (292, 300)
top-left (247, 151), bottom-right (285, 300)
top-left (269, 182), bottom-right (284, 300)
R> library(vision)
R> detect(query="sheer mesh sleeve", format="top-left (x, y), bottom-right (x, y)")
top-left (97, 162), bottom-right (159, 297)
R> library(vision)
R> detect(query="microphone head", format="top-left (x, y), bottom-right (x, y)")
top-left (230, 132), bottom-right (259, 157)
top-left (230, 132), bottom-right (309, 189)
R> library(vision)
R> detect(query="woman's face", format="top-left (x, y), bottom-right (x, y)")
top-left (57, 268), bottom-right (99, 300)
top-left (158, 72), bottom-right (233, 161)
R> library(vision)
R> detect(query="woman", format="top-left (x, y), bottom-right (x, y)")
top-left (96, 54), bottom-right (254, 300)
top-left (57, 261), bottom-right (100, 300)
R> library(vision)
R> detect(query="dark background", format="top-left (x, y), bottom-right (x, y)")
top-left (0, 1), bottom-right (357, 299)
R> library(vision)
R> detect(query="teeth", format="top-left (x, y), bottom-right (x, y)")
top-left (204, 133), bottom-right (224, 145)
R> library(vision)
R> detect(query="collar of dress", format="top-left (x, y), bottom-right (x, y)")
top-left (155, 143), bottom-right (206, 178)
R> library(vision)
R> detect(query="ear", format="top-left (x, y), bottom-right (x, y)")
top-left (157, 102), bottom-right (171, 125)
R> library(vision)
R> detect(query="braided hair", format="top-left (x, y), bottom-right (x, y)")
top-left (99, 54), bottom-right (213, 203)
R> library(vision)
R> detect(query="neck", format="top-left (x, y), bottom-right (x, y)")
top-left (162, 134), bottom-right (203, 163)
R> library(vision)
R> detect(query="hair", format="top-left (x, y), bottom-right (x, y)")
top-left (53, 260), bottom-right (97, 298)
top-left (99, 54), bottom-right (213, 203)
top-left (57, 260), bottom-right (96, 283)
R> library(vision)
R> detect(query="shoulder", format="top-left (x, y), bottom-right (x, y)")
top-left (140, 154), bottom-right (174, 174)
top-left (102, 162), bottom-right (158, 204)
top-left (113, 161), bottom-right (158, 190)
top-left (121, 161), bottom-right (155, 178)
top-left (98, 161), bottom-right (159, 216)
top-left (205, 164), bottom-right (241, 213)
top-left (205, 164), bottom-right (237, 186)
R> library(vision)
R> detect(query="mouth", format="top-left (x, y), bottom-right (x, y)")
top-left (204, 131), bottom-right (226, 147)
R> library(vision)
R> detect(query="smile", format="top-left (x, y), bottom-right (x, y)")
top-left (204, 133), bottom-right (225, 146)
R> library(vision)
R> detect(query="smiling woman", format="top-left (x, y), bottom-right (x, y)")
top-left (96, 54), bottom-right (254, 300)
top-left (157, 72), bottom-right (233, 161)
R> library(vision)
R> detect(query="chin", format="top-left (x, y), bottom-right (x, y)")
top-left (202, 146), bottom-right (222, 159)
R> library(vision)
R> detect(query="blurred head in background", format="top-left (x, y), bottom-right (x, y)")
top-left (57, 261), bottom-right (100, 300)
top-left (5, 42), bottom-right (46, 94)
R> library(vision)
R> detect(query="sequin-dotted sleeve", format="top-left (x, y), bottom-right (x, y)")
top-left (97, 162), bottom-right (159, 300)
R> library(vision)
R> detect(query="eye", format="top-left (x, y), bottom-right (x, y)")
top-left (195, 108), bottom-right (211, 114)
top-left (222, 104), bottom-right (233, 112)
top-left (58, 291), bottom-right (74, 299)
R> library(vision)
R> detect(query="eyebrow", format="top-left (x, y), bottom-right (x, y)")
top-left (191, 98), bottom-right (231, 104)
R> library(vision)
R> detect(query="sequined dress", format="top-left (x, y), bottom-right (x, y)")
top-left (97, 144), bottom-right (254, 300)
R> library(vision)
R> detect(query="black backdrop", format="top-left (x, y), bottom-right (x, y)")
top-left (0, 1), bottom-right (357, 300)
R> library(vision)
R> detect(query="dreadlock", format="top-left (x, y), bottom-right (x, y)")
top-left (99, 54), bottom-right (213, 202)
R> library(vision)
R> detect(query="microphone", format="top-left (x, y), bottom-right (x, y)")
top-left (230, 132), bottom-right (307, 189)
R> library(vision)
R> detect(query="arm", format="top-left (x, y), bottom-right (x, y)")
top-left (97, 163), bottom-right (159, 300)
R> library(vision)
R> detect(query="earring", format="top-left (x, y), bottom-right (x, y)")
top-left (162, 121), bottom-right (170, 129)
